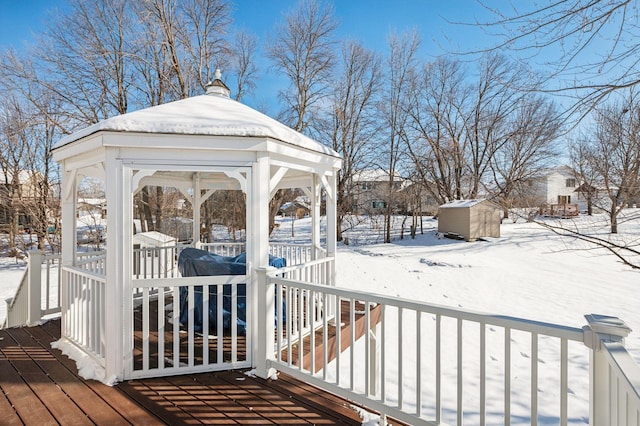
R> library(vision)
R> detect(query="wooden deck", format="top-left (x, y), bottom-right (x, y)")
top-left (0, 319), bottom-right (369, 425)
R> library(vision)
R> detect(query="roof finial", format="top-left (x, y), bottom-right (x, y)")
top-left (205, 68), bottom-right (230, 98)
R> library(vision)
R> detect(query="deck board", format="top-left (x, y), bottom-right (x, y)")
top-left (16, 325), bottom-right (132, 425)
top-left (0, 332), bottom-right (61, 425)
top-left (0, 319), bottom-right (369, 425)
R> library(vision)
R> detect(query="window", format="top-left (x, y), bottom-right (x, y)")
top-left (362, 182), bottom-right (374, 191)
top-left (372, 201), bottom-right (386, 209)
top-left (566, 178), bottom-right (576, 187)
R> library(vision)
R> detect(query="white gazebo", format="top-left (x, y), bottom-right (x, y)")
top-left (52, 74), bottom-right (341, 383)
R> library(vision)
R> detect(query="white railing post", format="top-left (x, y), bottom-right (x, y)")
top-left (4, 297), bottom-right (13, 327)
top-left (27, 249), bottom-right (43, 326)
top-left (583, 314), bottom-right (632, 426)
top-left (255, 266), bottom-right (277, 379)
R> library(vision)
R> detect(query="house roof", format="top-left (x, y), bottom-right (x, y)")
top-left (543, 165), bottom-right (575, 178)
top-left (52, 93), bottom-right (339, 158)
top-left (352, 169), bottom-right (402, 182)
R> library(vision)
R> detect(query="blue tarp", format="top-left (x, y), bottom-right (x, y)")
top-left (177, 247), bottom-right (286, 335)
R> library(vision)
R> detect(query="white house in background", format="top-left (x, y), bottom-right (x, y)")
top-left (538, 165), bottom-right (579, 205)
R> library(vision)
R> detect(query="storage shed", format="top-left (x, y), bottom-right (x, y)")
top-left (132, 231), bottom-right (177, 248)
top-left (438, 199), bottom-right (501, 241)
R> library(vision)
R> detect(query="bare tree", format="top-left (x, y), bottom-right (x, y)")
top-left (475, 0), bottom-right (639, 116)
top-left (264, 0), bottom-right (337, 234)
top-left (265, 0), bottom-right (338, 133)
top-left (582, 94), bottom-right (640, 233)
top-left (569, 133), bottom-right (601, 216)
top-left (229, 29), bottom-right (259, 101)
top-left (465, 53), bottom-right (528, 198)
top-left (380, 30), bottom-right (420, 243)
top-left (490, 96), bottom-right (562, 217)
top-left (38, 0), bottom-right (134, 120)
top-left (317, 40), bottom-right (381, 241)
top-left (132, 0), bottom-right (231, 101)
top-left (0, 90), bottom-right (63, 253)
top-left (0, 96), bottom-right (29, 253)
top-left (405, 56), bottom-right (469, 205)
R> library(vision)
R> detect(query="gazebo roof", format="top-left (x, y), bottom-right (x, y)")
top-left (53, 93), bottom-right (339, 158)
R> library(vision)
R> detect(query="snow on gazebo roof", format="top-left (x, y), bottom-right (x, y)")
top-left (53, 93), bottom-right (339, 158)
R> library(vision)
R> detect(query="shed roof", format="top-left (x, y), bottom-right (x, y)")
top-left (439, 199), bottom-right (497, 209)
top-left (53, 94), bottom-right (339, 158)
top-left (132, 231), bottom-right (177, 247)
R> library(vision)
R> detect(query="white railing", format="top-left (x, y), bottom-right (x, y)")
top-left (128, 275), bottom-right (251, 379)
top-left (585, 314), bottom-right (640, 426)
top-left (3, 250), bottom-right (62, 328)
top-left (272, 257), bottom-right (335, 352)
top-left (269, 242), bottom-right (313, 265)
top-left (4, 267), bottom-right (28, 328)
top-left (257, 270), bottom-right (640, 426)
top-left (61, 266), bottom-right (106, 362)
top-left (133, 245), bottom-right (183, 279)
top-left (76, 250), bottom-right (106, 275)
top-left (200, 242), bottom-right (245, 257)
top-left (200, 241), bottom-right (313, 266)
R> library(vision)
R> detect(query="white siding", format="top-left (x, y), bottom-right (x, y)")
top-left (545, 171), bottom-right (578, 204)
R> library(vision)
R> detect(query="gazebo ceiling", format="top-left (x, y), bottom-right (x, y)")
top-left (52, 93), bottom-right (339, 159)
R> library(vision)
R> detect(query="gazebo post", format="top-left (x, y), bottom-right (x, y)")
top-left (193, 174), bottom-right (201, 246)
top-left (104, 155), bottom-right (128, 381)
top-left (326, 173), bottom-right (337, 284)
top-left (323, 173), bottom-right (338, 320)
top-left (250, 153), bottom-right (271, 369)
top-left (60, 168), bottom-right (77, 338)
top-left (311, 174), bottom-right (321, 260)
top-left (60, 168), bottom-right (77, 268)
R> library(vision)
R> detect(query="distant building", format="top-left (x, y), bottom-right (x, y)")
top-left (350, 169), bottom-right (404, 214)
top-left (78, 198), bottom-right (107, 219)
top-left (399, 181), bottom-right (439, 216)
top-left (0, 170), bottom-right (47, 229)
top-left (279, 197), bottom-right (311, 219)
top-left (513, 166), bottom-right (580, 210)
top-left (539, 166), bottom-right (580, 205)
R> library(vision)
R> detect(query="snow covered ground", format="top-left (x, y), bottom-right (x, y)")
top-left (0, 256), bottom-right (28, 324)
top-left (1, 211), bottom-right (638, 424)
top-left (272, 212), bottom-right (640, 424)
top-left (330, 214), bottom-right (640, 356)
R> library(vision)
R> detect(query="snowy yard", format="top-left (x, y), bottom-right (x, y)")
top-left (1, 212), bottom-right (638, 424)
top-left (332, 214), bottom-right (639, 361)
top-left (274, 212), bottom-right (639, 424)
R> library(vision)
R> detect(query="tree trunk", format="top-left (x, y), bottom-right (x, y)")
top-left (141, 187), bottom-right (153, 231)
top-left (155, 186), bottom-right (164, 231)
